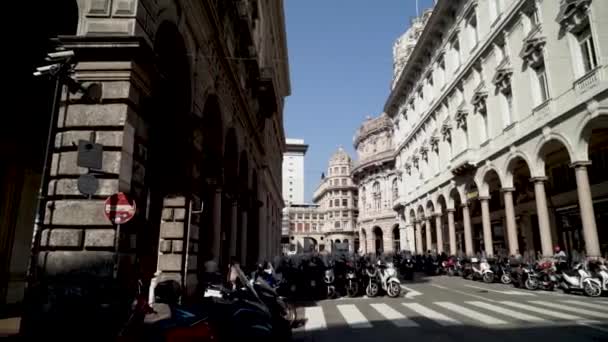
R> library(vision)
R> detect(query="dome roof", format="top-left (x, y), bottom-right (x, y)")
top-left (329, 146), bottom-right (352, 165)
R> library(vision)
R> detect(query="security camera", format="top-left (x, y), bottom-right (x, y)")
top-left (46, 50), bottom-right (75, 62)
top-left (33, 63), bottom-right (60, 77)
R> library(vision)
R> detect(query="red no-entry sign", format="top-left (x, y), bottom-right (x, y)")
top-left (104, 192), bottom-right (136, 224)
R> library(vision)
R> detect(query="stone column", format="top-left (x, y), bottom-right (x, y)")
top-left (425, 218), bottom-right (433, 253)
top-left (479, 196), bottom-right (494, 257)
top-left (212, 189), bottom-right (222, 262)
top-left (462, 204), bottom-right (474, 256)
top-left (531, 177), bottom-right (553, 257)
top-left (447, 209), bottom-right (457, 255)
top-left (572, 161), bottom-right (601, 257)
top-left (399, 227), bottom-right (408, 252)
top-left (415, 221), bottom-right (423, 254)
top-left (240, 209), bottom-right (248, 265)
top-left (435, 213), bottom-right (444, 254)
top-left (502, 188), bottom-right (519, 255)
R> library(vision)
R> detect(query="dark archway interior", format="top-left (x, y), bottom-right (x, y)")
top-left (373, 226), bottom-right (383, 253)
top-left (247, 170), bottom-right (260, 265)
top-left (221, 129), bottom-right (238, 266)
top-left (236, 152), bottom-right (249, 262)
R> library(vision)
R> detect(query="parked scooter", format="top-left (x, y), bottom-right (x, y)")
top-left (365, 261), bottom-right (380, 297)
top-left (467, 258), bottom-right (495, 283)
top-left (378, 260), bottom-right (402, 298)
top-left (556, 261), bottom-right (602, 297)
top-left (345, 260), bottom-right (360, 297)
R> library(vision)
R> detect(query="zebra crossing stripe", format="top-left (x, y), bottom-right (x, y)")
top-left (500, 301), bottom-right (583, 320)
top-left (561, 300), bottom-right (608, 312)
top-left (304, 307), bottom-right (327, 332)
top-left (337, 304), bottom-right (373, 328)
top-left (435, 302), bottom-right (508, 325)
top-left (529, 301), bottom-right (608, 319)
top-left (402, 303), bottom-right (463, 326)
top-left (466, 301), bottom-right (547, 323)
top-left (370, 303), bottom-right (419, 327)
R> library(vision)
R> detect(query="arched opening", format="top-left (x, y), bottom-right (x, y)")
top-left (506, 156), bottom-right (534, 255)
top-left (303, 237), bottom-right (317, 253)
top-left (373, 226), bottom-right (383, 254)
top-left (449, 188), bottom-right (464, 254)
top-left (2, 0), bottom-right (79, 312)
top-left (437, 195), bottom-right (448, 252)
top-left (426, 201), bottom-right (435, 252)
top-left (417, 205), bottom-right (426, 252)
top-left (392, 225), bottom-right (400, 252)
top-left (482, 169), bottom-right (504, 254)
top-left (221, 129), bottom-right (239, 266)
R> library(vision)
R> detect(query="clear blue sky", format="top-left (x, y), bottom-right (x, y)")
top-left (284, 0), bottom-right (435, 202)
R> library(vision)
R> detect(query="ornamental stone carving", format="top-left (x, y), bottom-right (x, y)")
top-left (520, 25), bottom-right (546, 68)
top-left (493, 57), bottom-right (513, 94)
top-left (455, 103), bottom-right (469, 129)
top-left (441, 119), bottom-right (452, 141)
top-left (557, 0), bottom-right (592, 33)
top-left (471, 82), bottom-right (488, 114)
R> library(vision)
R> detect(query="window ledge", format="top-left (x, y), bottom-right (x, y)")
top-left (480, 139), bottom-right (490, 148)
top-left (532, 99), bottom-right (551, 115)
top-left (503, 121), bottom-right (517, 132)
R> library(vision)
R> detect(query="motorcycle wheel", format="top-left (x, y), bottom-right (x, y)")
top-left (583, 282), bottom-right (602, 297)
top-left (327, 286), bottom-right (336, 299)
top-left (500, 274), bottom-right (512, 285)
top-left (346, 281), bottom-right (359, 297)
top-left (447, 268), bottom-right (455, 277)
top-left (525, 278), bottom-right (538, 290)
top-left (483, 273), bottom-right (495, 283)
top-left (366, 283), bottom-right (379, 297)
top-left (387, 282), bottom-right (401, 298)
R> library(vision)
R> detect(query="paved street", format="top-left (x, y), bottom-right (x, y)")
top-left (293, 275), bottom-right (608, 342)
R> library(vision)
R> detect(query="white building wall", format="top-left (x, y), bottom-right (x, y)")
top-left (282, 138), bottom-right (307, 204)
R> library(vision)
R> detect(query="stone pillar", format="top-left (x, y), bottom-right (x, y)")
top-left (212, 189), bottom-right (222, 262)
top-left (479, 196), bottom-right (494, 257)
top-left (447, 209), bottom-right (457, 255)
top-left (502, 188), bottom-right (519, 255)
top-left (240, 210), bottom-right (248, 265)
top-left (572, 161), bottom-right (601, 257)
top-left (415, 221), bottom-right (423, 254)
top-left (532, 177), bottom-right (553, 257)
top-left (462, 204), bottom-right (474, 256)
top-left (399, 227), bottom-right (408, 252)
top-left (435, 214), bottom-right (444, 254)
top-left (425, 218), bottom-right (433, 253)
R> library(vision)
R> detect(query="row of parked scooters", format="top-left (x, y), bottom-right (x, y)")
top-left (441, 256), bottom-right (608, 297)
top-left (118, 264), bottom-right (296, 341)
top-left (269, 255), bottom-right (403, 299)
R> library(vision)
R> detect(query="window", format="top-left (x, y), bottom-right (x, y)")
top-left (342, 211), bottom-right (348, 218)
top-left (297, 223), bottom-right (303, 232)
top-left (289, 223), bottom-right (295, 231)
top-left (577, 24), bottom-right (598, 74)
top-left (312, 223), bottom-right (317, 231)
top-left (502, 91), bottom-right (513, 126)
top-left (304, 223), bottom-right (310, 232)
top-left (361, 186), bottom-right (366, 209)
top-left (438, 57), bottom-right (446, 87)
top-left (289, 214), bottom-right (294, 220)
top-left (329, 200), bottom-right (333, 208)
top-left (329, 212), bottom-right (333, 218)
top-left (312, 214), bottom-right (317, 219)
top-left (297, 213), bottom-right (303, 219)
top-left (334, 221), bottom-right (341, 229)
top-left (319, 214), bottom-right (324, 220)
top-left (452, 36), bottom-right (461, 68)
top-left (392, 179), bottom-right (399, 201)
top-left (304, 213), bottom-right (310, 219)
top-left (342, 190), bottom-right (347, 196)
top-left (467, 10), bottom-right (478, 48)
top-left (535, 65), bottom-right (549, 104)
top-left (342, 199), bottom-right (348, 207)
top-left (372, 181), bottom-right (381, 210)
top-left (341, 178), bottom-right (347, 185)
top-left (341, 166), bottom-right (346, 174)
top-left (334, 199), bottom-right (340, 207)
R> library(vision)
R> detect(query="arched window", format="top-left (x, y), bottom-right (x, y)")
top-left (392, 178), bottom-right (399, 201)
top-left (373, 181), bottom-right (381, 210)
top-left (361, 186), bottom-right (366, 210)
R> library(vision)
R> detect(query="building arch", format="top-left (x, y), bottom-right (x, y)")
top-left (360, 229), bottom-right (368, 254)
top-left (503, 150), bottom-right (534, 188)
top-left (392, 225), bottom-right (400, 251)
top-left (577, 112), bottom-right (608, 161)
top-left (436, 194), bottom-right (448, 213)
top-left (533, 133), bottom-right (576, 177)
top-left (373, 226), bottom-right (384, 254)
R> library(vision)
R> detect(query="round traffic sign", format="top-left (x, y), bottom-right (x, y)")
top-left (104, 192), bottom-right (136, 224)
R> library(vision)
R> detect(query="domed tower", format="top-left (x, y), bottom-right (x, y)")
top-left (312, 147), bottom-right (358, 254)
top-left (352, 113), bottom-right (401, 255)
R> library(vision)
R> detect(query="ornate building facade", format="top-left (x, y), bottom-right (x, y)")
top-left (386, 0), bottom-right (608, 259)
top-left (352, 114), bottom-right (403, 255)
top-left (6, 0), bottom-right (289, 337)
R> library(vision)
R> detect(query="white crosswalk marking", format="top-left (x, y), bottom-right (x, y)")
top-left (529, 301), bottom-right (608, 319)
top-left (500, 301), bottom-right (583, 320)
top-left (304, 307), bottom-right (327, 332)
top-left (466, 301), bottom-right (547, 323)
top-left (435, 302), bottom-right (508, 325)
top-left (561, 300), bottom-right (608, 312)
top-left (402, 303), bottom-right (463, 326)
top-left (337, 304), bottom-right (373, 328)
top-left (370, 303), bottom-right (419, 327)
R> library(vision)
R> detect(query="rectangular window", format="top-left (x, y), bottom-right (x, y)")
top-left (319, 214), bottom-right (324, 220)
top-left (304, 223), bottom-right (310, 232)
top-left (342, 199), bottom-right (348, 207)
top-left (289, 223), bottom-right (295, 231)
top-left (341, 179), bottom-right (346, 185)
top-left (312, 214), bottom-right (317, 219)
top-left (452, 36), bottom-right (461, 67)
top-left (297, 213), bottom-right (303, 219)
top-left (334, 198), bottom-right (340, 207)
top-left (341, 167), bottom-right (346, 174)
top-left (342, 211), bottom-right (348, 218)
top-left (312, 223), bottom-right (317, 231)
top-left (342, 190), bottom-right (347, 196)
top-left (468, 11), bottom-right (478, 48)
top-left (304, 213), bottom-right (310, 219)
top-left (329, 212), bottom-right (333, 218)
top-left (329, 200), bottom-right (333, 208)
top-left (578, 26), bottom-right (598, 73)
top-left (536, 66), bottom-right (549, 103)
top-left (297, 223), bottom-right (303, 232)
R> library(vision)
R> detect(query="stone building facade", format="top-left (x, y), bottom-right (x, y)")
top-left (5, 0), bottom-right (289, 337)
top-left (386, 0), bottom-right (608, 259)
top-left (392, 8), bottom-right (433, 90)
top-left (352, 114), bottom-right (402, 255)
top-left (312, 148), bottom-right (359, 253)
top-left (282, 204), bottom-right (326, 254)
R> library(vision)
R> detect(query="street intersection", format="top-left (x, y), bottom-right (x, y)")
top-left (293, 275), bottom-right (608, 342)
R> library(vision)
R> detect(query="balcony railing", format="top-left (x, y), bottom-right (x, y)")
top-left (574, 67), bottom-right (603, 96)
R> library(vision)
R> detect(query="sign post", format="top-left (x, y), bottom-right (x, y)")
top-left (104, 192), bottom-right (136, 278)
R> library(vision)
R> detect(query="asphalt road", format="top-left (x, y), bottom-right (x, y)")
top-left (292, 274), bottom-right (608, 342)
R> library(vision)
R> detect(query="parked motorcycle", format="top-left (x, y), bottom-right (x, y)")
top-left (345, 260), bottom-right (360, 297)
top-left (556, 261), bottom-right (602, 297)
top-left (365, 262), bottom-right (380, 297)
top-left (378, 261), bottom-right (402, 298)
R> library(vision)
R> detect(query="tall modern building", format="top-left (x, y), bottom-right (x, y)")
top-left (282, 138), bottom-right (308, 205)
